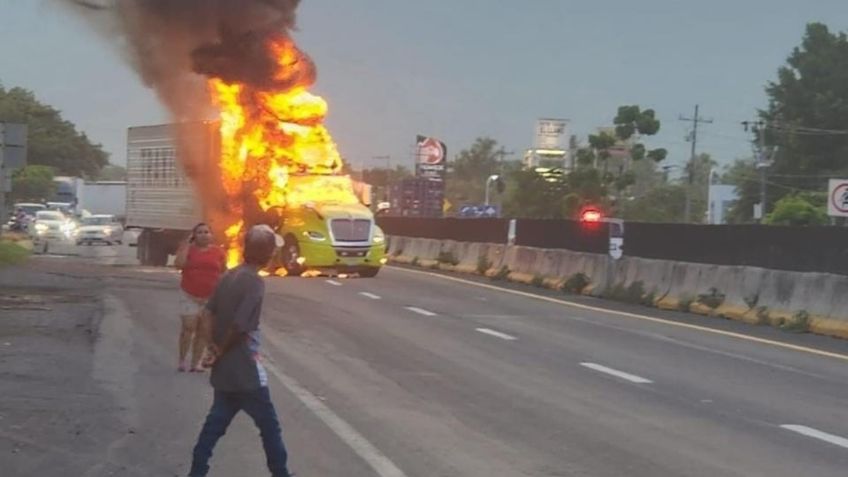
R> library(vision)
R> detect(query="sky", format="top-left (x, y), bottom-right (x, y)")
top-left (1, 0), bottom-right (847, 174)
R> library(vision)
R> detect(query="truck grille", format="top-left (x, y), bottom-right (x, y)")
top-left (330, 219), bottom-right (371, 242)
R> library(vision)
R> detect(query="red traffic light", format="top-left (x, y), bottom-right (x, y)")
top-left (580, 208), bottom-right (602, 223)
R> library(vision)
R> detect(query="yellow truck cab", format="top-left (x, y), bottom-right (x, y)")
top-left (272, 174), bottom-right (387, 277)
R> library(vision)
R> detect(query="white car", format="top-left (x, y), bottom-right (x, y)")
top-left (74, 215), bottom-right (124, 245)
top-left (30, 210), bottom-right (75, 253)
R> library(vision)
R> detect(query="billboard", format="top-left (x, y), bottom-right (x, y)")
top-left (415, 135), bottom-right (447, 181)
top-left (534, 118), bottom-right (568, 151)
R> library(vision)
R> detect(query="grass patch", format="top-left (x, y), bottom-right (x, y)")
top-left (427, 262), bottom-right (440, 270)
top-left (755, 306), bottom-right (770, 325)
top-left (697, 287), bottom-right (726, 309)
top-left (411, 256), bottom-right (419, 267)
top-left (781, 310), bottom-right (810, 333)
top-left (678, 295), bottom-right (694, 312)
top-left (0, 241), bottom-right (30, 266)
top-left (437, 251), bottom-right (459, 266)
top-left (491, 265), bottom-right (510, 281)
top-left (744, 293), bottom-right (759, 310)
top-left (606, 281), bottom-right (647, 304)
top-left (476, 255), bottom-right (492, 275)
top-left (531, 274), bottom-right (545, 288)
top-left (562, 272), bottom-right (590, 294)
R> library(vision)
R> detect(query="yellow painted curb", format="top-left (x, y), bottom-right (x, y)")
top-left (508, 272), bottom-right (535, 285)
top-left (656, 296), bottom-right (680, 311)
top-left (809, 317), bottom-right (848, 340)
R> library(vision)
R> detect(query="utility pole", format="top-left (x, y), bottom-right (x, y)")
top-left (679, 105), bottom-right (713, 222)
top-left (742, 120), bottom-right (769, 223)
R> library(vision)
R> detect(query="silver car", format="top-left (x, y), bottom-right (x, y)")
top-left (30, 210), bottom-right (74, 253)
top-left (74, 215), bottom-right (124, 245)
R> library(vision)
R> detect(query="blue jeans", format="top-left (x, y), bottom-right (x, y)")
top-left (189, 386), bottom-right (291, 477)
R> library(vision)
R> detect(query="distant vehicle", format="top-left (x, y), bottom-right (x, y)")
top-left (52, 177), bottom-right (128, 219)
top-left (46, 201), bottom-right (76, 217)
top-left (8, 202), bottom-right (47, 232)
top-left (74, 214), bottom-right (124, 245)
top-left (30, 210), bottom-right (74, 254)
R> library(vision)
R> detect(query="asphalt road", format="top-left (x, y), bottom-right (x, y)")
top-left (3, 250), bottom-right (848, 476)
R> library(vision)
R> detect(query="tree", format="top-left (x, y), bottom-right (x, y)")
top-left (749, 23), bottom-right (848, 217)
top-left (11, 165), bottom-right (55, 202)
top-left (619, 184), bottom-right (688, 223)
top-left (97, 164), bottom-right (128, 181)
top-left (0, 85), bottom-right (109, 177)
top-left (445, 137), bottom-right (505, 205)
top-left (764, 194), bottom-right (828, 226)
top-left (723, 158), bottom-right (760, 223)
top-left (613, 105), bottom-right (667, 162)
top-left (502, 168), bottom-right (568, 218)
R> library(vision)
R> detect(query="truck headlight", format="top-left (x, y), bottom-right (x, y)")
top-left (34, 223), bottom-right (48, 233)
top-left (103, 226), bottom-right (113, 234)
top-left (303, 231), bottom-right (326, 242)
top-left (373, 234), bottom-right (385, 244)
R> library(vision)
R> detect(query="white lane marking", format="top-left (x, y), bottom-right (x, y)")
top-left (580, 362), bottom-right (653, 384)
top-left (405, 306), bottom-right (437, 317)
top-left (262, 339), bottom-right (408, 477)
top-left (476, 327), bottom-right (517, 341)
top-left (390, 267), bottom-right (848, 363)
top-left (326, 279), bottom-right (343, 286)
top-left (781, 425), bottom-right (848, 450)
top-left (359, 292), bottom-right (382, 300)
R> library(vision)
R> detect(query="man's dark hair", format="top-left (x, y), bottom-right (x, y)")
top-left (243, 226), bottom-right (277, 266)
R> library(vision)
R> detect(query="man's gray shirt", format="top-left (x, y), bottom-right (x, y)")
top-left (205, 264), bottom-right (268, 392)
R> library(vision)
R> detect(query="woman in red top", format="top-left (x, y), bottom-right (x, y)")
top-left (174, 223), bottom-right (226, 372)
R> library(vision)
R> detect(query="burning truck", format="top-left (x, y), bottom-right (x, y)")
top-left (125, 33), bottom-right (386, 276)
top-left (126, 121), bottom-right (387, 277)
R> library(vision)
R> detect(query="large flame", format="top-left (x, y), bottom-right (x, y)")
top-left (208, 35), bottom-right (356, 268)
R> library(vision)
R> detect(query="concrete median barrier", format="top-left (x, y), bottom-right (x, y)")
top-left (387, 234), bottom-right (848, 341)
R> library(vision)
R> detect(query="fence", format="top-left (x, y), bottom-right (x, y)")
top-left (376, 217), bottom-right (848, 275)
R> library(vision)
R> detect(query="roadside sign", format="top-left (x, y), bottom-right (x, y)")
top-left (606, 218), bottom-right (624, 260)
top-left (458, 204), bottom-right (500, 218)
top-left (828, 179), bottom-right (848, 217)
top-left (0, 122), bottom-right (28, 169)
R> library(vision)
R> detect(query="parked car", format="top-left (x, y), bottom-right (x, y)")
top-left (74, 214), bottom-right (124, 245)
top-left (30, 210), bottom-right (75, 253)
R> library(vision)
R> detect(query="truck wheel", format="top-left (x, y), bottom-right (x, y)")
top-left (359, 267), bottom-right (380, 278)
top-left (281, 236), bottom-right (304, 277)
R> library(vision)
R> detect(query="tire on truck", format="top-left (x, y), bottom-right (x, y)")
top-left (138, 229), bottom-right (170, 267)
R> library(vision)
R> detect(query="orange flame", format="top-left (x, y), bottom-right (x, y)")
top-left (208, 35), bottom-right (355, 268)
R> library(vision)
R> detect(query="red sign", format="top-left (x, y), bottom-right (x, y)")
top-left (417, 137), bottom-right (445, 165)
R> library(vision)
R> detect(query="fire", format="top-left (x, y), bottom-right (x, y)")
top-left (208, 35), bottom-right (354, 268)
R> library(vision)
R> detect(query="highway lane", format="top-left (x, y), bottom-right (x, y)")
top-left (10, 256), bottom-right (848, 476)
top-left (254, 265), bottom-right (848, 476)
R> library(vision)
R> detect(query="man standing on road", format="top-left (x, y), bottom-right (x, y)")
top-left (188, 225), bottom-right (293, 477)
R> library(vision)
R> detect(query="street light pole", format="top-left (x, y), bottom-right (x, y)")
top-left (485, 174), bottom-right (499, 206)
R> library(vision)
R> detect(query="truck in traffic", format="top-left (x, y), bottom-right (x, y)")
top-left (126, 123), bottom-right (386, 276)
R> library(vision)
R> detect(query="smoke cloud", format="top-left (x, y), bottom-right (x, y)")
top-left (61, 0), bottom-right (308, 230)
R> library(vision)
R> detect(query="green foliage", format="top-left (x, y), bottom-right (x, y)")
top-left (0, 241), bottom-right (30, 267)
top-left (562, 272), bottom-right (590, 294)
top-left (11, 165), bottom-right (55, 202)
top-left (764, 194), bottom-right (828, 226)
top-left (411, 256), bottom-right (419, 267)
top-left (445, 137), bottom-right (507, 206)
top-left (612, 105), bottom-right (665, 162)
top-left (782, 310), bottom-right (811, 333)
top-left (476, 255), bottom-right (492, 275)
top-left (491, 265), bottom-right (510, 281)
top-left (744, 293), bottom-right (760, 310)
top-left (697, 287), bottom-right (726, 309)
top-left (437, 251), bottom-right (459, 266)
top-left (743, 23), bottom-right (848, 218)
top-left (96, 164), bottom-right (127, 181)
top-left (531, 274), bottom-right (545, 288)
top-left (619, 184), bottom-right (687, 222)
top-left (606, 281), bottom-right (646, 304)
top-left (0, 86), bottom-right (108, 177)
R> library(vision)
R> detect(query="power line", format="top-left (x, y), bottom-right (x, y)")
top-left (679, 105), bottom-right (713, 222)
